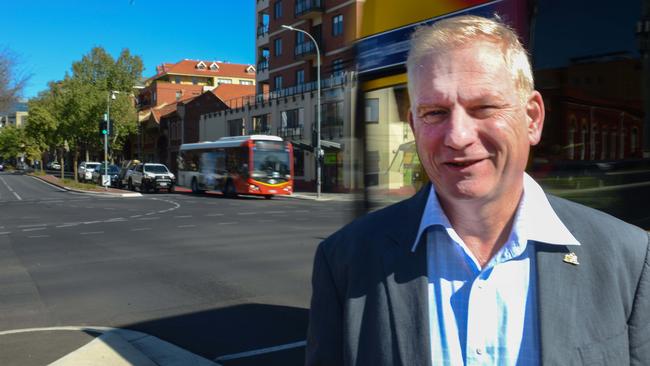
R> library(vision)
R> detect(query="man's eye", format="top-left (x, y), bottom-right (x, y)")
top-left (419, 110), bottom-right (446, 124)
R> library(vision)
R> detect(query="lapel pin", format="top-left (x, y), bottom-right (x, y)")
top-left (563, 252), bottom-right (579, 265)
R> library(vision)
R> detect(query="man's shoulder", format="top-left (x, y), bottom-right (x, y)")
top-left (546, 194), bottom-right (648, 254)
top-left (318, 189), bottom-right (427, 259)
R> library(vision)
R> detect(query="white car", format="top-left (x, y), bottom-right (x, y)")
top-left (78, 161), bottom-right (100, 182)
top-left (129, 163), bottom-right (175, 193)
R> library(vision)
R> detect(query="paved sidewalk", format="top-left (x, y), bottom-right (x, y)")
top-left (287, 191), bottom-right (362, 202)
top-left (0, 327), bottom-right (220, 366)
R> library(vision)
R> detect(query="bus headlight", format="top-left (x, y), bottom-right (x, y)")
top-left (249, 184), bottom-right (260, 192)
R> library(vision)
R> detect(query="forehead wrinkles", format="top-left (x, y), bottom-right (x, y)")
top-left (411, 46), bottom-right (515, 105)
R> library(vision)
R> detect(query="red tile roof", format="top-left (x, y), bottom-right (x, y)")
top-left (140, 94), bottom-right (197, 123)
top-left (211, 84), bottom-right (256, 105)
top-left (151, 59), bottom-right (256, 81)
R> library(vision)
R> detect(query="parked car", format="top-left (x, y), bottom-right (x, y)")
top-left (128, 163), bottom-right (175, 193)
top-left (78, 161), bottom-right (100, 182)
top-left (91, 164), bottom-right (120, 187)
top-left (117, 159), bottom-right (140, 189)
top-left (46, 161), bottom-right (62, 170)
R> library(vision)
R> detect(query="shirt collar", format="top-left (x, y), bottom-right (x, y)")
top-left (411, 173), bottom-right (580, 252)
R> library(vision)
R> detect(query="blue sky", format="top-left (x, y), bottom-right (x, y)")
top-left (1, 1), bottom-right (255, 99)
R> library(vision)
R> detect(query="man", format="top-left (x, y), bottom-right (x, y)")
top-left (306, 15), bottom-right (650, 366)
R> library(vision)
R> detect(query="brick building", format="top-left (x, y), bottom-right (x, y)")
top-left (136, 59), bottom-right (256, 162)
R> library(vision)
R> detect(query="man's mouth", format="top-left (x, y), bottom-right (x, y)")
top-left (444, 159), bottom-right (484, 168)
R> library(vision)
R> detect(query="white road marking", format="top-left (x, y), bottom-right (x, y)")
top-left (137, 217), bottom-right (160, 221)
top-left (28, 235), bottom-right (50, 238)
top-left (177, 224), bottom-right (196, 228)
top-left (56, 223), bottom-right (80, 228)
top-left (214, 340), bottom-right (307, 362)
top-left (83, 221), bottom-right (101, 225)
top-left (265, 211), bottom-right (285, 214)
top-left (80, 231), bottom-right (104, 235)
top-left (205, 213), bottom-right (224, 217)
top-left (0, 176), bottom-right (22, 200)
top-left (0, 232), bottom-right (11, 235)
top-left (236, 212), bottom-right (255, 215)
top-left (104, 218), bottom-right (126, 222)
top-left (217, 222), bottom-right (238, 225)
top-left (257, 219), bottom-right (276, 223)
top-left (131, 228), bottom-right (152, 231)
top-left (295, 210), bottom-right (309, 213)
top-left (174, 215), bottom-right (192, 218)
top-left (130, 215), bottom-right (142, 218)
top-left (103, 207), bottom-right (116, 210)
top-left (22, 227), bottom-right (46, 232)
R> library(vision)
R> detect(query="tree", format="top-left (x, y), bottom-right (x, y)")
top-left (0, 48), bottom-right (29, 113)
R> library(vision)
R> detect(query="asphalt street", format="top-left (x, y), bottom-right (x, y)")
top-left (0, 171), bottom-right (361, 365)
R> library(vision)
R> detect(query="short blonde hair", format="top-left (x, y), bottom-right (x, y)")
top-left (406, 15), bottom-right (534, 104)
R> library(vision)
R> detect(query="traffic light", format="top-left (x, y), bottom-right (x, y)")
top-left (99, 120), bottom-right (108, 136)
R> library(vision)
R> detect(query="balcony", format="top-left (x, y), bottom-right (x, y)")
top-left (294, 41), bottom-right (317, 60)
top-left (277, 126), bottom-right (304, 140)
top-left (257, 59), bottom-right (269, 81)
top-left (257, 24), bottom-right (269, 45)
top-left (295, 0), bottom-right (322, 19)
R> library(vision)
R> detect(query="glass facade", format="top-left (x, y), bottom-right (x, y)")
top-left (361, 1), bottom-right (650, 228)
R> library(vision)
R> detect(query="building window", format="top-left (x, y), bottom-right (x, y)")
top-left (332, 59), bottom-right (344, 76)
top-left (274, 38), bottom-right (283, 57)
top-left (296, 69), bottom-right (305, 85)
top-left (332, 14), bottom-right (343, 36)
top-left (274, 1), bottom-right (282, 19)
top-left (174, 76), bottom-right (181, 84)
top-left (365, 98), bottom-right (379, 123)
top-left (366, 150), bottom-right (380, 186)
top-left (192, 77), bottom-right (198, 85)
top-left (274, 75), bottom-right (283, 90)
top-left (240, 80), bottom-right (253, 85)
top-left (228, 118), bottom-right (244, 136)
top-left (217, 78), bottom-right (233, 85)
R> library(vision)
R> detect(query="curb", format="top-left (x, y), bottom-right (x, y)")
top-left (1, 326), bottom-right (220, 366)
top-left (30, 175), bottom-right (142, 198)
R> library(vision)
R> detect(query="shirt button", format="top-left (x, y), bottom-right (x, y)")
top-left (476, 348), bottom-right (483, 355)
top-left (477, 282), bottom-right (484, 289)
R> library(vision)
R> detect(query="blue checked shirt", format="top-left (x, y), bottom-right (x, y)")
top-left (411, 174), bottom-right (580, 365)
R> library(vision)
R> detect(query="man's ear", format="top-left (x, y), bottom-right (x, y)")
top-left (408, 109), bottom-right (415, 134)
top-left (526, 91), bottom-right (545, 146)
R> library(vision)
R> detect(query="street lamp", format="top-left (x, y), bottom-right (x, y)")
top-left (281, 24), bottom-right (322, 199)
top-left (104, 90), bottom-right (119, 189)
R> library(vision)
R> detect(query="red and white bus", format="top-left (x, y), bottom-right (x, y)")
top-left (177, 135), bottom-right (293, 198)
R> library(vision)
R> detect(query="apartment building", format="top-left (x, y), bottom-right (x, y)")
top-left (136, 59), bottom-right (256, 162)
top-left (199, 0), bottom-right (363, 192)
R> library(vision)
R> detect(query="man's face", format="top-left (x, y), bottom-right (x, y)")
top-left (408, 41), bottom-right (544, 205)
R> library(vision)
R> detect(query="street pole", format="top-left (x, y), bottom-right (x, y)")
top-left (281, 25), bottom-right (321, 198)
top-left (105, 93), bottom-right (110, 190)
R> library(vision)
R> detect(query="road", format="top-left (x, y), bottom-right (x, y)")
top-left (0, 172), bottom-right (360, 365)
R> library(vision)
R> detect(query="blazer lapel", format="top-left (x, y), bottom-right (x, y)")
top-left (381, 186), bottom-right (432, 366)
top-left (536, 243), bottom-right (580, 365)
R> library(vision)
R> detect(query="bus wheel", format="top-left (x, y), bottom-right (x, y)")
top-left (264, 195), bottom-right (273, 200)
top-left (191, 178), bottom-right (199, 193)
top-left (128, 179), bottom-right (134, 191)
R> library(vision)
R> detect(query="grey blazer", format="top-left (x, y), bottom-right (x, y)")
top-left (306, 185), bottom-right (650, 366)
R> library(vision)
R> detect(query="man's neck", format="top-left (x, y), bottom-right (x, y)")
top-left (438, 187), bottom-right (523, 268)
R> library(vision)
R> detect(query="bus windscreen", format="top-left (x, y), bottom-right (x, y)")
top-left (252, 142), bottom-right (291, 183)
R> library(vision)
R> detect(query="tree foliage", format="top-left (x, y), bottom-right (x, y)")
top-left (23, 46), bottom-right (143, 177)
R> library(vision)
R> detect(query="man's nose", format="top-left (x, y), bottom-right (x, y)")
top-left (444, 109), bottom-right (478, 150)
